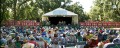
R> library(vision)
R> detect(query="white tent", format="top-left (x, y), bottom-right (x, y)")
top-left (42, 8), bottom-right (78, 24)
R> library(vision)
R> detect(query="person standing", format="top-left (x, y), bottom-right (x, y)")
top-left (51, 34), bottom-right (60, 48)
top-left (36, 38), bottom-right (46, 48)
top-left (76, 32), bottom-right (83, 42)
top-left (60, 34), bottom-right (67, 48)
top-left (15, 36), bottom-right (23, 48)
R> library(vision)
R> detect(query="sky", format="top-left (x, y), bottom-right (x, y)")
top-left (71, 0), bottom-right (94, 12)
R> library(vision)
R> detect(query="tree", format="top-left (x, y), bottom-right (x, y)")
top-left (65, 2), bottom-right (89, 22)
top-left (0, 0), bottom-right (89, 26)
top-left (89, 0), bottom-right (120, 21)
top-left (0, 0), bottom-right (12, 26)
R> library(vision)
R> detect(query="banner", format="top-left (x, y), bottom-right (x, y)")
top-left (4, 20), bottom-right (40, 26)
top-left (80, 22), bottom-right (120, 27)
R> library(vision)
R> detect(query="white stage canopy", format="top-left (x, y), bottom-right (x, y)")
top-left (42, 8), bottom-right (78, 24)
top-left (43, 8), bottom-right (78, 16)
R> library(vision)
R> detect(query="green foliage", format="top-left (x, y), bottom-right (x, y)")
top-left (65, 2), bottom-right (89, 22)
top-left (0, 0), bottom-right (89, 26)
top-left (89, 0), bottom-right (120, 21)
top-left (0, 0), bottom-right (12, 26)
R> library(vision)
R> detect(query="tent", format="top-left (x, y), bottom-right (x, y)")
top-left (42, 8), bottom-right (78, 25)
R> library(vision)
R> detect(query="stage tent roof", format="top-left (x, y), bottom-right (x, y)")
top-left (43, 8), bottom-right (78, 17)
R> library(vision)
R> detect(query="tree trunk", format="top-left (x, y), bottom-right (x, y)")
top-left (13, 0), bottom-right (17, 25)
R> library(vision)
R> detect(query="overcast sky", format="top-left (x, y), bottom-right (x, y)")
top-left (71, 0), bottom-right (94, 12)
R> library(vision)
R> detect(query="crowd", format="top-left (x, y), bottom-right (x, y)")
top-left (0, 26), bottom-right (120, 48)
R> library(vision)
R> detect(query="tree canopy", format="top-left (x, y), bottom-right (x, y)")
top-left (89, 0), bottom-right (120, 21)
top-left (0, 0), bottom-right (89, 26)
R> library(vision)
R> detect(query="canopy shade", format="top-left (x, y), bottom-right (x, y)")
top-left (43, 8), bottom-right (78, 17)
